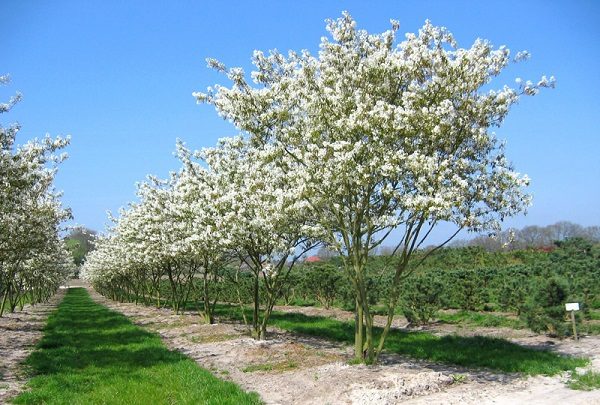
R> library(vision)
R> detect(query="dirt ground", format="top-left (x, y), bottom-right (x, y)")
top-left (0, 289), bottom-right (65, 403)
top-left (86, 287), bottom-right (600, 405)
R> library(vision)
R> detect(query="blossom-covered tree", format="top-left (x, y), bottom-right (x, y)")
top-left (0, 75), bottom-right (73, 314)
top-left (196, 14), bottom-right (553, 361)
top-left (171, 142), bottom-right (235, 323)
top-left (84, 174), bottom-right (199, 312)
top-left (199, 137), bottom-right (315, 339)
top-left (84, 137), bottom-right (314, 336)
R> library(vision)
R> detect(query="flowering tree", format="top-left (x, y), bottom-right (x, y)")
top-left (0, 75), bottom-right (73, 314)
top-left (85, 175), bottom-right (198, 312)
top-left (196, 14), bottom-right (553, 361)
top-left (199, 137), bottom-right (315, 339)
top-left (84, 137), bottom-right (315, 336)
top-left (84, 144), bottom-right (234, 322)
top-left (171, 142), bottom-right (235, 323)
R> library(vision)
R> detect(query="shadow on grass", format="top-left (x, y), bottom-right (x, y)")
top-left (24, 292), bottom-right (184, 377)
top-left (13, 288), bottom-right (261, 405)
top-left (213, 305), bottom-right (588, 376)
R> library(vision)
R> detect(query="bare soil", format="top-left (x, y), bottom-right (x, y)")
top-left (0, 289), bottom-right (65, 403)
top-left (85, 286), bottom-right (600, 405)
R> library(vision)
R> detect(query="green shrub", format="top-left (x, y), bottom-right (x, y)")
top-left (401, 273), bottom-right (443, 325)
top-left (521, 277), bottom-right (569, 337)
top-left (449, 269), bottom-right (485, 311)
top-left (299, 263), bottom-right (343, 309)
top-left (497, 266), bottom-right (531, 315)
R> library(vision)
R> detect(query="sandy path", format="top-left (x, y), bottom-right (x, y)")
top-left (280, 304), bottom-right (600, 404)
top-left (87, 287), bottom-right (600, 405)
top-left (402, 332), bottom-right (600, 405)
top-left (0, 289), bottom-right (65, 403)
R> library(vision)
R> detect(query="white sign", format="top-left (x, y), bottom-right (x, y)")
top-left (565, 302), bottom-right (580, 311)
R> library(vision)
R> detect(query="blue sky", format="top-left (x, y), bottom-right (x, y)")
top-left (1, 1), bottom-right (599, 242)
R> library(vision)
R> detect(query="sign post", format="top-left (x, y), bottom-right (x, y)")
top-left (565, 302), bottom-right (579, 341)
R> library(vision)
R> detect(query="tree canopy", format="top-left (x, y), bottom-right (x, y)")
top-left (194, 13), bottom-right (553, 362)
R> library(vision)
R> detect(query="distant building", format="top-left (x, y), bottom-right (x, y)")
top-left (305, 255), bottom-right (321, 263)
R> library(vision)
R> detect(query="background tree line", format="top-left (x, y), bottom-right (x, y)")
top-left (448, 221), bottom-right (600, 251)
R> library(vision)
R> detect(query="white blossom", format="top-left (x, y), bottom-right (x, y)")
top-left (196, 13), bottom-right (551, 360)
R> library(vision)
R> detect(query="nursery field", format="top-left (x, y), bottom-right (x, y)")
top-left (3, 5), bottom-right (600, 404)
top-left (79, 241), bottom-right (600, 403)
top-left (3, 283), bottom-right (599, 404)
top-left (91, 285), bottom-right (600, 404)
top-left (103, 241), bottom-right (600, 341)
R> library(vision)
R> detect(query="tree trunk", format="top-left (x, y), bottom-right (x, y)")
top-left (252, 270), bottom-right (260, 339)
top-left (354, 297), bottom-right (364, 361)
top-left (0, 288), bottom-right (9, 317)
top-left (203, 269), bottom-right (214, 324)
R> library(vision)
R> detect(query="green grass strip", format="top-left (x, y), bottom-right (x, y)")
top-left (13, 288), bottom-right (261, 405)
top-left (214, 305), bottom-right (588, 375)
top-left (436, 310), bottom-right (527, 329)
top-left (568, 370), bottom-right (600, 391)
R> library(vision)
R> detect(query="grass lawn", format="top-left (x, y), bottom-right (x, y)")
top-left (13, 288), bottom-right (261, 405)
top-left (568, 370), bottom-right (600, 391)
top-left (436, 310), bottom-right (527, 329)
top-left (214, 305), bottom-right (588, 375)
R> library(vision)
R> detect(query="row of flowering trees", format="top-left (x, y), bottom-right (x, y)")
top-left (83, 14), bottom-right (553, 363)
top-left (0, 75), bottom-right (74, 316)
top-left (83, 138), bottom-right (314, 338)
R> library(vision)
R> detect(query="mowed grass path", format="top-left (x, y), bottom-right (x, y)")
top-left (13, 288), bottom-right (261, 405)
top-left (215, 306), bottom-right (588, 375)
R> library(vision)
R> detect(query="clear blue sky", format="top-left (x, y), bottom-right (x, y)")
top-left (2, 1), bottom-right (599, 241)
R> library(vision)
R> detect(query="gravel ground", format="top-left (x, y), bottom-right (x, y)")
top-left (0, 289), bottom-right (65, 403)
